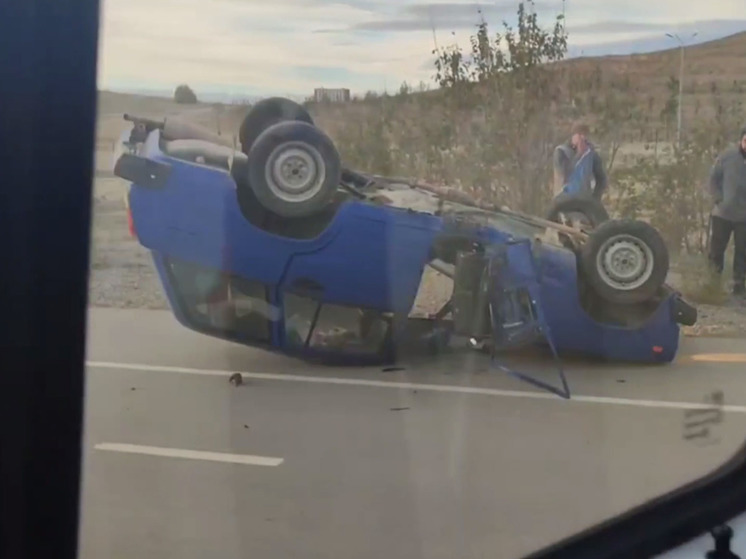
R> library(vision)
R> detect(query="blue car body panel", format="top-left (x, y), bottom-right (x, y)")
top-left (534, 245), bottom-right (679, 362)
top-left (125, 130), bottom-right (683, 365)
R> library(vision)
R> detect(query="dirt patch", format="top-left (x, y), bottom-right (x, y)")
top-left (681, 303), bottom-right (746, 338)
top-left (88, 176), bottom-right (168, 310)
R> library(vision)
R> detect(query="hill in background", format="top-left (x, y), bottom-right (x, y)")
top-left (308, 30), bottom-right (746, 143)
top-left (558, 30), bottom-right (746, 122)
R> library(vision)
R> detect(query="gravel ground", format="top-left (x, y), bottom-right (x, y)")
top-left (680, 302), bottom-right (746, 337)
top-left (88, 177), bottom-right (166, 310)
top-left (88, 175), bottom-right (746, 338)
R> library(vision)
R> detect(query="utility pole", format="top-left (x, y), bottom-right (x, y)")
top-left (665, 31), bottom-right (698, 146)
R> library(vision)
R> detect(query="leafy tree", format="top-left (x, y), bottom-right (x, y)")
top-left (430, 0), bottom-right (569, 212)
top-left (174, 84), bottom-right (198, 104)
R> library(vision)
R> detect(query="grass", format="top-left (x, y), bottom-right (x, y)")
top-left (676, 254), bottom-right (731, 305)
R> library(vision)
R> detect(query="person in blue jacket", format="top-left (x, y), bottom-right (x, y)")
top-left (552, 122), bottom-right (608, 200)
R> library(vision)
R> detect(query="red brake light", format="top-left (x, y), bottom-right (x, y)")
top-left (126, 206), bottom-right (136, 239)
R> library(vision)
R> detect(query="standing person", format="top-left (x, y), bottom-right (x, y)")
top-left (707, 126), bottom-right (746, 297)
top-left (552, 121), bottom-right (608, 200)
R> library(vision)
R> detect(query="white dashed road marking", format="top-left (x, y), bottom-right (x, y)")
top-left (94, 443), bottom-right (284, 467)
top-left (86, 360), bottom-right (746, 413)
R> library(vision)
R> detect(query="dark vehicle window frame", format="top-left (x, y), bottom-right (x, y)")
top-left (164, 256), bottom-right (276, 344)
top-left (2, 2), bottom-right (745, 559)
top-left (282, 291), bottom-right (393, 356)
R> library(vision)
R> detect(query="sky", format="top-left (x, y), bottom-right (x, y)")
top-left (96, 0), bottom-right (746, 100)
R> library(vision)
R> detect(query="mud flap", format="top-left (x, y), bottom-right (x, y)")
top-left (486, 239), bottom-right (571, 399)
top-left (672, 294), bottom-right (697, 326)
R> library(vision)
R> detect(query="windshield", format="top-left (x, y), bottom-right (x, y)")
top-left (81, 1), bottom-right (746, 557)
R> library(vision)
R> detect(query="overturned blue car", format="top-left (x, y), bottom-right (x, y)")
top-left (113, 97), bottom-right (697, 389)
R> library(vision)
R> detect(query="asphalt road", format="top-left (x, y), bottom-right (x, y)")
top-left (79, 307), bottom-right (746, 559)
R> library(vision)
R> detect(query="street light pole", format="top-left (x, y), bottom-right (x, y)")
top-left (665, 32), bottom-right (698, 146)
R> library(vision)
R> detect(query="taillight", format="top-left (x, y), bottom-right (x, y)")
top-left (127, 206), bottom-right (136, 238)
top-left (124, 192), bottom-right (136, 239)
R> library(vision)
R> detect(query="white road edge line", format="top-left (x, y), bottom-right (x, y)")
top-left (87, 360), bottom-right (746, 413)
top-left (94, 443), bottom-right (284, 467)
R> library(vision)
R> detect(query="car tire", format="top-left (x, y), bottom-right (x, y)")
top-left (547, 193), bottom-right (610, 230)
top-left (246, 120), bottom-right (341, 218)
top-left (239, 97), bottom-right (314, 155)
top-left (581, 219), bottom-right (669, 305)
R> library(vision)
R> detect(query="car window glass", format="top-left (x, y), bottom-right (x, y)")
top-left (167, 257), bottom-right (275, 340)
top-left (309, 305), bottom-right (390, 354)
top-left (81, 0), bottom-right (746, 557)
top-left (284, 292), bottom-right (319, 347)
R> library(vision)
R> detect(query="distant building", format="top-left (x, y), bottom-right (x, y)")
top-left (313, 87), bottom-right (351, 103)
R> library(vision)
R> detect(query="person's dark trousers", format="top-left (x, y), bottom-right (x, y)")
top-left (709, 214), bottom-right (746, 294)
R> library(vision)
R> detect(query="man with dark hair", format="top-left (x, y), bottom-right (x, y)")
top-left (553, 121), bottom-right (608, 199)
top-left (707, 126), bottom-right (746, 297)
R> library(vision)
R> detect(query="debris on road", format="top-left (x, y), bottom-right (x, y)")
top-left (229, 373), bottom-right (243, 386)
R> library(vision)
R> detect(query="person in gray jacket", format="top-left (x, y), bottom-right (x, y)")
top-left (708, 126), bottom-right (746, 296)
top-left (552, 122), bottom-right (608, 199)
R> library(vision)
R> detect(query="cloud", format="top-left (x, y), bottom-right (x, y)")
top-left (405, 2), bottom-right (554, 18)
top-left (569, 21), bottom-right (673, 35)
top-left (342, 1), bottom-right (558, 33)
top-left (98, 0), bottom-right (407, 94)
top-left (568, 21), bottom-right (746, 56)
top-left (97, 0), bottom-right (746, 97)
top-left (567, 18), bottom-right (746, 37)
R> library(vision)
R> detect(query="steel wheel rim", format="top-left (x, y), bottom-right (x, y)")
top-left (595, 233), bottom-right (655, 291)
top-left (265, 141), bottom-right (326, 204)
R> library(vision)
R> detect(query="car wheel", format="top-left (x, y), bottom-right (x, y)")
top-left (547, 193), bottom-right (610, 230)
top-left (581, 219), bottom-right (669, 305)
top-left (239, 97), bottom-right (314, 155)
top-left (246, 120), bottom-right (341, 218)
